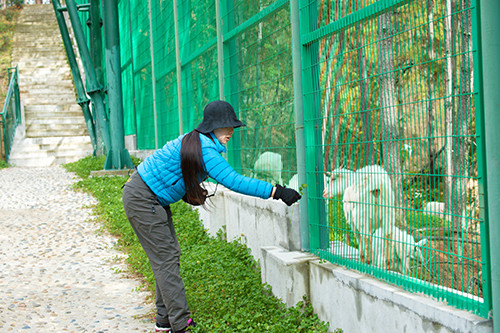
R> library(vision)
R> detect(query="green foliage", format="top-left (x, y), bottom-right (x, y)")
top-left (63, 155), bottom-right (142, 178)
top-left (63, 156), bottom-right (330, 332)
top-left (0, 6), bottom-right (19, 104)
top-left (64, 155), bottom-right (108, 178)
top-left (0, 159), bottom-right (10, 169)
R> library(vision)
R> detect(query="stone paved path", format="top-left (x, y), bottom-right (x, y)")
top-left (0, 166), bottom-right (154, 332)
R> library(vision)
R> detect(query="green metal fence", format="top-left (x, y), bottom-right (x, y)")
top-left (66, 0), bottom-right (490, 318)
top-left (301, 0), bottom-right (488, 317)
top-left (0, 66), bottom-right (21, 162)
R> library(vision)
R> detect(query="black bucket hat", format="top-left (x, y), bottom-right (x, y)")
top-left (195, 100), bottom-right (246, 134)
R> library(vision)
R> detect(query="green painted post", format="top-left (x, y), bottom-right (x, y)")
top-left (89, 0), bottom-right (104, 86)
top-left (65, 0), bottom-right (111, 155)
top-left (299, 0), bottom-right (328, 251)
top-left (88, 0), bottom-right (105, 155)
top-left (173, 0), bottom-right (183, 135)
top-left (290, 0), bottom-right (309, 251)
top-left (479, 0), bottom-right (500, 330)
top-left (215, 0), bottom-right (224, 100)
top-left (102, 0), bottom-right (133, 170)
top-left (52, 0), bottom-right (97, 154)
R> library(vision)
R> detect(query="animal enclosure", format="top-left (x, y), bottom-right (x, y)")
top-left (67, 0), bottom-right (491, 318)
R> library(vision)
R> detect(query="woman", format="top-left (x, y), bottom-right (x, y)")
top-left (122, 100), bottom-right (301, 333)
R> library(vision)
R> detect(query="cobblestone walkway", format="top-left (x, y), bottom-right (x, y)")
top-left (0, 166), bottom-right (154, 332)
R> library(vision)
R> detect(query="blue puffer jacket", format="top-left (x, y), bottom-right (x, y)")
top-left (137, 132), bottom-right (274, 206)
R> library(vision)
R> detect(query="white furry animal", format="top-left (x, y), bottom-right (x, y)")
top-left (252, 152), bottom-right (283, 185)
top-left (341, 165), bottom-right (396, 263)
top-left (288, 173), bottom-right (333, 192)
top-left (323, 167), bottom-right (356, 198)
top-left (371, 226), bottom-right (427, 275)
top-left (287, 173), bottom-right (299, 191)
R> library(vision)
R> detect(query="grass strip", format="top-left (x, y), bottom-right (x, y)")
top-left (63, 156), bottom-right (331, 333)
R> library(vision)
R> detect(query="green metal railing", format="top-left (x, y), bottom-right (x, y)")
top-left (0, 66), bottom-right (21, 163)
top-left (54, 0), bottom-right (495, 320)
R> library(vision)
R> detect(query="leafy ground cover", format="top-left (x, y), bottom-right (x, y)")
top-left (63, 156), bottom-right (331, 333)
top-left (0, 6), bottom-right (20, 106)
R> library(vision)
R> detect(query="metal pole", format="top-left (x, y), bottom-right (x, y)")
top-left (480, 0), bottom-right (500, 331)
top-left (52, 0), bottom-right (97, 153)
top-left (290, 0), bottom-right (309, 251)
top-left (88, 0), bottom-right (105, 154)
top-left (102, 0), bottom-right (134, 170)
top-left (215, 0), bottom-right (224, 100)
top-left (173, 0), bottom-right (183, 135)
top-left (65, 0), bottom-right (111, 154)
top-left (147, 0), bottom-right (159, 148)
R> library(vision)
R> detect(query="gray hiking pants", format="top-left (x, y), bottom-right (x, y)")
top-left (122, 171), bottom-right (190, 330)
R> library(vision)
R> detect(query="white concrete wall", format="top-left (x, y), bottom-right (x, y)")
top-left (198, 183), bottom-right (301, 262)
top-left (196, 187), bottom-right (493, 333)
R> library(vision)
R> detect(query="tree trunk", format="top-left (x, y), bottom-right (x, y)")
top-left (444, 0), bottom-right (454, 224)
top-left (451, 0), bottom-right (472, 252)
top-left (356, 24), bottom-right (376, 166)
top-left (426, 0), bottom-right (437, 192)
top-left (377, 10), bottom-right (406, 226)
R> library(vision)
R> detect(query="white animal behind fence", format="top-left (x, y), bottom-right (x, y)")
top-left (341, 165), bottom-right (397, 263)
top-left (251, 151), bottom-right (283, 185)
top-left (371, 226), bottom-right (427, 275)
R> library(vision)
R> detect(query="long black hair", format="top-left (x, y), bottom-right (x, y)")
top-left (180, 130), bottom-right (207, 204)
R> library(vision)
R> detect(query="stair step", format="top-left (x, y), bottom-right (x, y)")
top-left (21, 88), bottom-right (76, 96)
top-left (25, 124), bottom-right (89, 138)
top-left (9, 4), bottom-right (95, 167)
top-left (22, 97), bottom-right (77, 105)
top-left (8, 135), bottom-right (93, 167)
top-left (26, 115), bottom-right (86, 124)
top-left (24, 104), bottom-right (82, 113)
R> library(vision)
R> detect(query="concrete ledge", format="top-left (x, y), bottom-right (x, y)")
top-left (309, 259), bottom-right (492, 333)
top-left (261, 246), bottom-right (316, 307)
top-left (90, 169), bottom-right (131, 177)
top-left (198, 185), bottom-right (300, 262)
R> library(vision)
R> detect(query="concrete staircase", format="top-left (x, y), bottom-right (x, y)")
top-left (9, 4), bottom-right (93, 167)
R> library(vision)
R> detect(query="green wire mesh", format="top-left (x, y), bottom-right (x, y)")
top-left (302, 0), bottom-right (485, 316)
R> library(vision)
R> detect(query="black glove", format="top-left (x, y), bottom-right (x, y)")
top-left (272, 184), bottom-right (301, 206)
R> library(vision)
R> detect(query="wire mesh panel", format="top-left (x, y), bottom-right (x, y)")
top-left (118, 0), bottom-right (136, 137)
top-left (223, 0), bottom-right (296, 186)
top-left (177, 0), bottom-right (219, 133)
top-left (152, 0), bottom-right (180, 143)
top-left (131, 0), bottom-right (157, 149)
top-left (301, 0), bottom-right (487, 316)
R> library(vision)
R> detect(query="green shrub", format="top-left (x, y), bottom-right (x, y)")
top-left (0, 159), bottom-right (10, 169)
top-left (63, 156), bottom-right (330, 332)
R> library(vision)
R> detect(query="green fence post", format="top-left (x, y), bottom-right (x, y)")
top-left (52, 0), bottom-right (97, 154)
top-left (480, 0), bottom-right (500, 330)
top-left (290, 0), bottom-right (309, 251)
top-left (299, 0), bottom-right (328, 251)
top-left (173, 0), bottom-right (183, 135)
top-left (215, 0), bottom-right (224, 100)
top-left (89, 0), bottom-right (104, 87)
top-left (102, 0), bottom-right (134, 170)
top-left (88, 0), bottom-right (105, 154)
top-left (65, 0), bottom-right (112, 156)
top-left (147, 0), bottom-right (159, 148)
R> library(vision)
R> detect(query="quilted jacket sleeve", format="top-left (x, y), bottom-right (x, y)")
top-left (202, 142), bottom-right (273, 199)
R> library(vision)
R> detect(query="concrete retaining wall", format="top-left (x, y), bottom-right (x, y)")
top-left (197, 185), bottom-right (492, 333)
